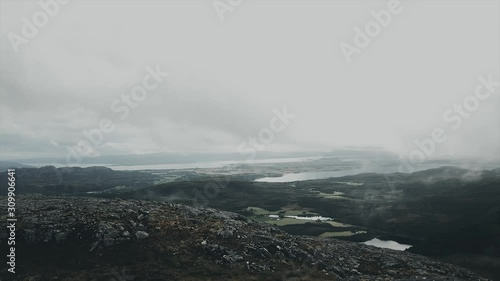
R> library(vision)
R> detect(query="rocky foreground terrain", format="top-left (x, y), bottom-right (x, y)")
top-left (0, 196), bottom-right (490, 280)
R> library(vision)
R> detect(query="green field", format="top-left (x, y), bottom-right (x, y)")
top-left (247, 206), bottom-right (351, 228)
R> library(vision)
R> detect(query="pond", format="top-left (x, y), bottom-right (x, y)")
top-left (362, 238), bottom-right (412, 251)
top-left (267, 214), bottom-right (334, 221)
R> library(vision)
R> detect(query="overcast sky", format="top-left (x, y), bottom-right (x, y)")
top-left (0, 0), bottom-right (499, 162)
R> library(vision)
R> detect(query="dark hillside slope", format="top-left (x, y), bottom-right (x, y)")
top-left (0, 196), bottom-right (489, 280)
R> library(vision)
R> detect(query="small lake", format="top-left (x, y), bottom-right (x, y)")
top-left (253, 163), bottom-right (456, 183)
top-left (255, 169), bottom-right (378, 182)
top-left (268, 215), bottom-right (334, 221)
top-left (362, 238), bottom-right (412, 251)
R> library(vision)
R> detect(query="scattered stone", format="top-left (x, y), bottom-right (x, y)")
top-left (0, 195), bottom-right (489, 281)
top-left (135, 231), bottom-right (150, 239)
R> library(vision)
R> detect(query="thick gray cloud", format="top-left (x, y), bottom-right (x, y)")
top-left (0, 1), bottom-right (499, 162)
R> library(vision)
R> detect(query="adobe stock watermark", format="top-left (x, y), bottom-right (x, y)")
top-left (36, 65), bottom-right (168, 187)
top-left (192, 106), bottom-right (295, 206)
top-left (8, 0), bottom-right (70, 53)
top-left (282, 250), bottom-right (321, 281)
top-left (213, 0), bottom-right (243, 21)
top-left (109, 267), bottom-right (135, 281)
top-left (63, 65), bottom-right (169, 165)
top-left (237, 106), bottom-right (296, 161)
top-left (386, 74), bottom-right (499, 187)
top-left (339, 0), bottom-right (411, 63)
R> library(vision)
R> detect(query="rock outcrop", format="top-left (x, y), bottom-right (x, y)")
top-left (0, 195), bottom-right (489, 280)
